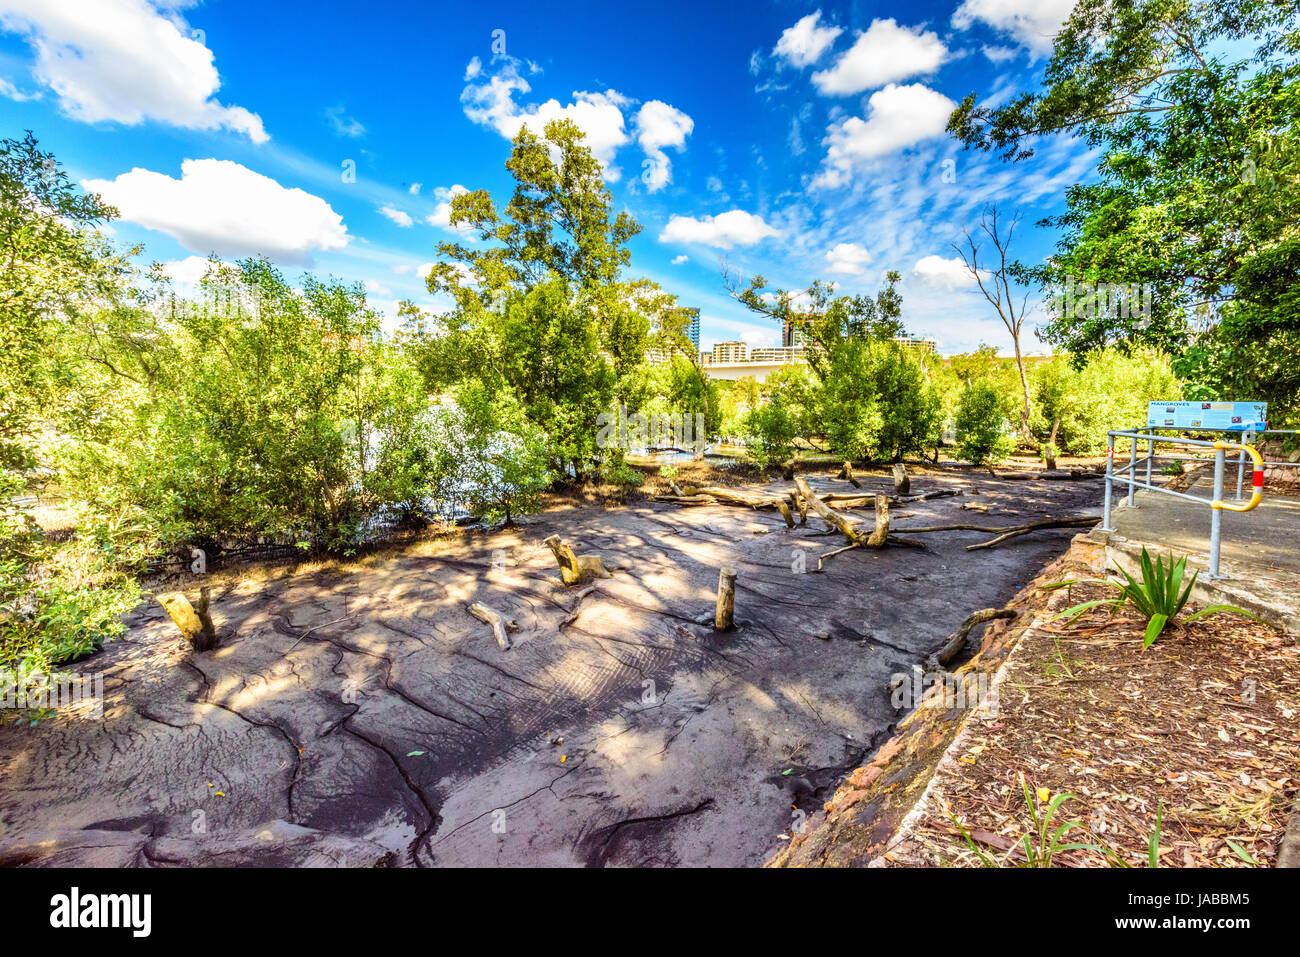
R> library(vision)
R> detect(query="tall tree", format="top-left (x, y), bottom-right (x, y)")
top-left (417, 120), bottom-right (689, 474)
top-left (946, 0), bottom-right (1300, 418)
top-left (952, 206), bottom-right (1034, 439)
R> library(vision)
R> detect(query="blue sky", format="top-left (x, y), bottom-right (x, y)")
top-left (0, 0), bottom-right (1093, 354)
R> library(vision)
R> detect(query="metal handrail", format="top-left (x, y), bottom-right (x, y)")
top-left (1102, 429), bottom-right (1265, 579)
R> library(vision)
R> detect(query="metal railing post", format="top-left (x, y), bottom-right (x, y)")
top-left (1145, 426), bottom-right (1154, 491)
top-left (1127, 435), bottom-right (1138, 507)
top-left (1210, 446), bottom-right (1226, 579)
top-left (1102, 432), bottom-right (1115, 531)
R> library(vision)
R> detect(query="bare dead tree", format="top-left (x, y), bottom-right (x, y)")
top-left (953, 206), bottom-right (1034, 440)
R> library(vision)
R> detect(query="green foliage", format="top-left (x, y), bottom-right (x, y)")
top-left (951, 777), bottom-right (1102, 867)
top-left (950, 0), bottom-right (1300, 419)
top-left (1031, 349), bottom-right (1183, 455)
top-left (731, 273), bottom-right (942, 463)
top-left (0, 132), bottom-right (144, 676)
top-left (742, 397), bottom-right (800, 469)
top-left (601, 461), bottom-right (645, 488)
top-left (954, 382), bottom-right (1015, 468)
top-left (411, 120), bottom-right (696, 475)
top-left (62, 259), bottom-right (443, 553)
top-left (1051, 547), bottom-right (1261, 648)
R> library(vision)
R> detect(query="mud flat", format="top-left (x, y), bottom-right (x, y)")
top-left (0, 469), bottom-right (1102, 867)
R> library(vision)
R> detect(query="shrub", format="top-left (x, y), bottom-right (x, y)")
top-left (743, 396), bottom-right (800, 468)
top-left (602, 462), bottom-right (645, 487)
top-left (955, 382), bottom-right (1016, 468)
top-left (1032, 348), bottom-right (1182, 455)
top-left (1050, 547), bottom-right (1259, 648)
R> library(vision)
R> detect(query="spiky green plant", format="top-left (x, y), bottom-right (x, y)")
top-left (1048, 547), bottom-right (1259, 649)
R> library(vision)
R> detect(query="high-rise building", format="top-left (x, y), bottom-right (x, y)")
top-left (684, 308), bottom-right (700, 351)
top-left (711, 341), bottom-right (748, 363)
top-left (783, 315), bottom-right (809, 348)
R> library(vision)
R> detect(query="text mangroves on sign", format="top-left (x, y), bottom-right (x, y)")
top-left (1147, 401), bottom-right (1267, 431)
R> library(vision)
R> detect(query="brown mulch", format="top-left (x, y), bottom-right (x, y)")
top-left (889, 581), bottom-right (1300, 867)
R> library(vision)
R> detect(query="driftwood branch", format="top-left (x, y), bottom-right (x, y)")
top-left (837, 461), bottom-right (862, 488)
top-left (796, 476), bottom-right (864, 545)
top-left (931, 607), bottom-right (1019, 667)
top-left (965, 516), bottom-right (1099, 551)
top-left (469, 601), bottom-right (519, 651)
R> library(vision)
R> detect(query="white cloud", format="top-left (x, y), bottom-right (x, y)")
top-left (772, 10), bottom-right (843, 68)
top-left (426, 184), bottom-right (472, 234)
top-left (913, 254), bottom-right (988, 290)
top-left (325, 105), bottom-right (365, 138)
top-left (378, 205), bottom-right (413, 227)
top-left (981, 44), bottom-right (1021, 64)
top-left (461, 57), bottom-right (630, 178)
top-left (461, 57), bottom-right (690, 187)
top-left (633, 100), bottom-right (694, 192)
top-left (813, 84), bottom-right (956, 188)
top-left (825, 242), bottom-right (872, 275)
top-left (672, 254), bottom-right (688, 265)
top-left (659, 210), bottom-right (780, 250)
top-left (84, 159), bottom-right (348, 264)
top-left (812, 19), bottom-right (948, 95)
top-left (160, 254), bottom-right (218, 298)
top-left (408, 182), bottom-right (422, 195)
top-left (952, 0), bottom-right (1076, 57)
top-left (364, 277), bottom-right (392, 297)
top-left (0, 75), bottom-right (39, 101)
top-left (0, 0), bottom-right (268, 142)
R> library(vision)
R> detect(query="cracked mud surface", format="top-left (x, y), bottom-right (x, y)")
top-left (0, 470), bottom-right (1102, 867)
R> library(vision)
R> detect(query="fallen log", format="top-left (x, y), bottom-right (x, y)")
top-left (930, 607), bottom-right (1018, 667)
top-left (795, 476), bottom-right (864, 545)
top-left (894, 515), bottom-right (1098, 539)
top-left (468, 601), bottom-right (519, 651)
top-left (1035, 469), bottom-right (1101, 481)
top-left (543, 535), bottom-right (613, 586)
top-left (776, 499), bottom-right (796, 529)
top-left (157, 586), bottom-right (218, 652)
top-left (965, 515), bottom-right (1099, 551)
top-left (893, 488), bottom-right (963, 503)
top-left (695, 486), bottom-right (784, 508)
top-left (651, 493), bottom-right (716, 506)
top-left (715, 566), bottom-right (737, 630)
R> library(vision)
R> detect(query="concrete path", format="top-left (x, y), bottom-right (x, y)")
top-left (1102, 476), bottom-right (1300, 630)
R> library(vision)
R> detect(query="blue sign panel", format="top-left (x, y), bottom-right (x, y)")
top-left (1146, 401), bottom-right (1267, 431)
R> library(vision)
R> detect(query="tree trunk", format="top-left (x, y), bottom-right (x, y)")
top-left (543, 535), bottom-right (612, 585)
top-left (157, 587), bottom-right (218, 652)
top-left (1013, 334), bottom-right (1032, 440)
top-left (892, 463), bottom-right (910, 495)
top-left (714, 566), bottom-right (737, 630)
top-left (865, 493), bottom-right (890, 547)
